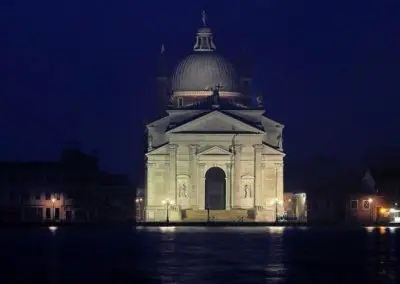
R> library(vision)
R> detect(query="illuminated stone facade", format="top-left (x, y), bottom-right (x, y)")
top-left (145, 13), bottom-right (285, 222)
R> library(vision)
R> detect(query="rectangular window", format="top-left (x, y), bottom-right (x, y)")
top-left (55, 193), bottom-right (61, 200)
top-left (45, 208), bottom-right (51, 219)
top-left (35, 193), bottom-right (41, 200)
top-left (45, 192), bottom-right (51, 200)
top-left (363, 200), bottom-right (370, 209)
top-left (55, 208), bottom-right (60, 220)
top-left (350, 200), bottom-right (358, 209)
top-left (178, 97), bottom-right (183, 107)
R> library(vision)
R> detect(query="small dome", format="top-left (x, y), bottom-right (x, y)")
top-left (171, 52), bottom-right (239, 92)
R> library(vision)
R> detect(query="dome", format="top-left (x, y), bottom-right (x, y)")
top-left (171, 52), bottom-right (239, 92)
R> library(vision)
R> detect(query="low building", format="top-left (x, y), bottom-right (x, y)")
top-left (345, 194), bottom-right (390, 224)
top-left (0, 148), bottom-right (133, 222)
top-left (283, 192), bottom-right (307, 222)
top-left (0, 161), bottom-right (74, 222)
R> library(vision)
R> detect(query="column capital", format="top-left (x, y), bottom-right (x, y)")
top-left (147, 162), bottom-right (156, 168)
top-left (233, 144), bottom-right (242, 153)
top-left (189, 144), bottom-right (199, 153)
top-left (253, 144), bottom-right (264, 150)
top-left (168, 144), bottom-right (178, 152)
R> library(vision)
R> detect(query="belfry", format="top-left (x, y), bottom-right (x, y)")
top-left (145, 12), bottom-right (285, 222)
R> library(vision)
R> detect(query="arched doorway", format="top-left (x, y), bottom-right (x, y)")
top-left (205, 167), bottom-right (226, 210)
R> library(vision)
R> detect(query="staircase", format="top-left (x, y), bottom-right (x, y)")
top-left (184, 210), bottom-right (208, 221)
top-left (183, 209), bottom-right (252, 222)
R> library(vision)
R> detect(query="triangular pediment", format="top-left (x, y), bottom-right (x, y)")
top-left (198, 146), bottom-right (233, 156)
top-left (262, 143), bottom-right (285, 155)
top-left (146, 143), bottom-right (169, 155)
top-left (167, 111), bottom-right (264, 134)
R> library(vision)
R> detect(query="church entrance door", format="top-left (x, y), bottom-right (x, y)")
top-left (205, 167), bottom-right (226, 210)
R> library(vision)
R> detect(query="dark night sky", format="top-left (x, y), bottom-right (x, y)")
top-left (1, 0), bottom-right (399, 178)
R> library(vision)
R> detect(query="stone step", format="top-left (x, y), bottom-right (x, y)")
top-left (184, 209), bottom-right (253, 221)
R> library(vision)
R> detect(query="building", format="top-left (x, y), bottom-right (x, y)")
top-left (145, 12), bottom-right (285, 222)
top-left (305, 168), bottom-right (395, 224)
top-left (0, 161), bottom-right (75, 222)
top-left (283, 192), bottom-right (307, 222)
top-left (0, 148), bottom-right (134, 222)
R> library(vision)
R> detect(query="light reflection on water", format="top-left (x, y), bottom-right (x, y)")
top-left (0, 226), bottom-right (399, 283)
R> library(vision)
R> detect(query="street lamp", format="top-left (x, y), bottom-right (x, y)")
top-left (51, 197), bottom-right (56, 221)
top-left (368, 198), bottom-right (373, 223)
top-left (135, 197), bottom-right (143, 221)
top-left (162, 198), bottom-right (174, 223)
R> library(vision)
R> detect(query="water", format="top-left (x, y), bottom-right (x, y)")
top-left (0, 226), bottom-right (399, 283)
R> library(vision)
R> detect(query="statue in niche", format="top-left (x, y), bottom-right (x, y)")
top-left (244, 184), bottom-right (252, 198)
top-left (179, 183), bottom-right (187, 198)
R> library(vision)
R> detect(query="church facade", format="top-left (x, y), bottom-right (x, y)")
top-left (145, 13), bottom-right (285, 222)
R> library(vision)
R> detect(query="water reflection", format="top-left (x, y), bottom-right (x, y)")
top-left (48, 226), bottom-right (58, 235)
top-left (1, 226), bottom-right (399, 283)
top-left (265, 227), bottom-right (287, 283)
top-left (159, 226), bottom-right (176, 233)
top-left (266, 226), bottom-right (285, 234)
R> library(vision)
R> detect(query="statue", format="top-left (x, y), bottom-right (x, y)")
top-left (148, 133), bottom-right (153, 150)
top-left (244, 184), bottom-right (248, 198)
top-left (179, 183), bottom-right (187, 198)
top-left (182, 183), bottom-right (187, 197)
top-left (277, 131), bottom-right (283, 149)
top-left (244, 184), bottom-right (253, 198)
top-left (202, 10), bottom-right (207, 26)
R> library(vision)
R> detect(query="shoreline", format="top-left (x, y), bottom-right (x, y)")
top-left (0, 221), bottom-right (397, 228)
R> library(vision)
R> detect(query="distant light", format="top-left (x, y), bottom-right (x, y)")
top-left (51, 198), bottom-right (56, 203)
top-left (380, 208), bottom-right (387, 214)
top-left (49, 226), bottom-right (58, 234)
top-left (267, 226), bottom-right (285, 234)
top-left (368, 198), bottom-right (373, 203)
top-left (365, 226), bottom-right (374, 233)
top-left (160, 226), bottom-right (175, 233)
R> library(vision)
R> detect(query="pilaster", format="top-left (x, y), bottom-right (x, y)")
top-left (189, 145), bottom-right (198, 207)
top-left (233, 145), bottom-right (242, 208)
top-left (253, 144), bottom-right (263, 208)
top-left (198, 163), bottom-right (206, 210)
top-left (168, 144), bottom-right (178, 203)
top-left (275, 162), bottom-right (284, 215)
top-left (225, 163), bottom-right (232, 209)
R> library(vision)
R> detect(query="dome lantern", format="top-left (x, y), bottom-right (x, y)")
top-left (193, 10), bottom-right (216, 52)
